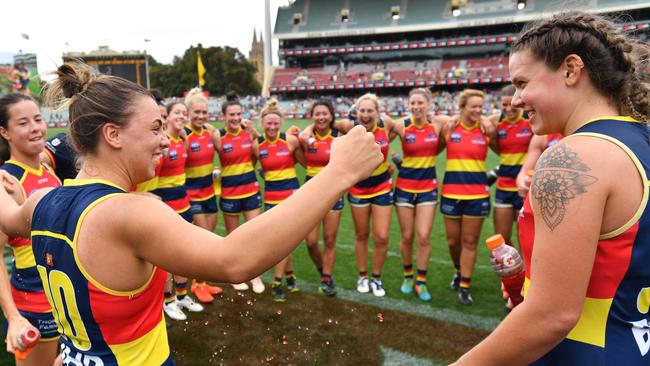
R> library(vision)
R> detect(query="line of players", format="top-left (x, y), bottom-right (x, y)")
top-left (0, 84), bottom-right (561, 360)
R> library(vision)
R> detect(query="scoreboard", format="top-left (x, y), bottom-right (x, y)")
top-left (62, 54), bottom-right (149, 89)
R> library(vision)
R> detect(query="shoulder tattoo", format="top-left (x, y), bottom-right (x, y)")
top-left (532, 143), bottom-right (598, 231)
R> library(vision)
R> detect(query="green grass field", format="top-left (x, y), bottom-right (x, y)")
top-left (0, 121), bottom-right (507, 365)
top-left (46, 120), bottom-right (507, 318)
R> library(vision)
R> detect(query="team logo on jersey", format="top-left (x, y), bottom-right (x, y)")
top-left (450, 133), bottom-right (462, 143)
top-left (169, 149), bottom-right (178, 160)
top-left (51, 138), bottom-right (61, 147)
top-left (498, 129), bottom-right (508, 139)
top-left (223, 143), bottom-right (233, 153)
top-left (260, 149), bottom-right (269, 159)
top-left (471, 135), bottom-right (486, 145)
top-left (45, 253), bottom-right (54, 266)
top-left (190, 142), bottom-right (201, 152)
top-left (405, 134), bottom-right (416, 144)
top-left (308, 147), bottom-right (318, 154)
top-left (629, 287), bottom-right (650, 356)
top-left (277, 147), bottom-right (290, 156)
top-left (425, 133), bottom-right (437, 142)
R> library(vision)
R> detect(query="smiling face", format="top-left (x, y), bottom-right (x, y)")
top-left (262, 113), bottom-right (282, 140)
top-left (166, 103), bottom-right (187, 135)
top-left (501, 95), bottom-right (521, 121)
top-left (312, 105), bottom-right (333, 134)
top-left (188, 101), bottom-right (208, 130)
top-left (461, 96), bottom-right (484, 125)
top-left (357, 99), bottom-right (378, 128)
top-left (509, 50), bottom-right (568, 134)
top-left (408, 93), bottom-right (430, 121)
top-left (0, 100), bottom-right (47, 160)
top-left (224, 104), bottom-right (243, 132)
top-left (119, 96), bottom-right (169, 182)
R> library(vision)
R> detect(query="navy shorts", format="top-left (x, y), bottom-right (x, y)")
top-left (494, 189), bottom-right (523, 210)
top-left (4, 309), bottom-right (59, 341)
top-left (220, 193), bottom-right (262, 214)
top-left (348, 191), bottom-right (393, 207)
top-left (393, 188), bottom-right (438, 207)
top-left (189, 196), bottom-right (218, 215)
top-left (440, 196), bottom-right (490, 218)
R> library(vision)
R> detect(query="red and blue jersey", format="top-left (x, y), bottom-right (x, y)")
top-left (184, 126), bottom-right (216, 202)
top-left (1, 160), bottom-right (61, 313)
top-left (495, 112), bottom-right (532, 191)
top-left (134, 157), bottom-right (162, 192)
top-left (396, 116), bottom-right (439, 193)
top-left (218, 128), bottom-right (259, 199)
top-left (31, 179), bottom-right (173, 365)
top-left (348, 121), bottom-right (392, 198)
top-left (519, 117), bottom-right (650, 364)
top-left (545, 133), bottom-right (563, 149)
top-left (442, 121), bottom-right (490, 200)
top-left (305, 128), bottom-right (339, 178)
top-left (153, 136), bottom-right (190, 216)
top-left (258, 132), bottom-right (299, 204)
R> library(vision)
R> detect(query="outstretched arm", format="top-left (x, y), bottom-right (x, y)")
top-left (516, 134), bottom-right (547, 198)
top-left (126, 126), bottom-right (383, 282)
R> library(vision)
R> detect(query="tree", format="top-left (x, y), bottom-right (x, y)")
top-left (150, 44), bottom-right (261, 97)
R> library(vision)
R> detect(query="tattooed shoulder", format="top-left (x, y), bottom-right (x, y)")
top-left (532, 143), bottom-right (598, 230)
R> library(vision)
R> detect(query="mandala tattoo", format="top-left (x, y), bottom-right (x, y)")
top-left (532, 144), bottom-right (598, 231)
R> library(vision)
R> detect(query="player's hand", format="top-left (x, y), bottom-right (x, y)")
top-left (5, 314), bottom-right (32, 353)
top-left (516, 170), bottom-right (534, 198)
top-left (479, 115), bottom-right (495, 136)
top-left (329, 125), bottom-right (382, 185)
top-left (287, 126), bottom-right (300, 136)
top-left (0, 170), bottom-right (18, 196)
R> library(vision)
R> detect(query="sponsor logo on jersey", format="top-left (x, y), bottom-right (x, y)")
top-left (260, 149), bottom-right (269, 159)
top-left (405, 134), bottom-right (416, 143)
top-left (190, 142), bottom-right (201, 152)
top-left (169, 149), bottom-right (178, 160)
top-left (223, 143), bottom-right (233, 153)
top-left (450, 133), bottom-right (462, 142)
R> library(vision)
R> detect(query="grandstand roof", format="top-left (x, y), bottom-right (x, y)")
top-left (275, 0), bottom-right (650, 40)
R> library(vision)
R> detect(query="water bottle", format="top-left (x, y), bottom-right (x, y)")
top-left (15, 325), bottom-right (40, 360)
top-left (212, 166), bottom-right (221, 180)
top-left (391, 152), bottom-right (402, 170)
top-left (486, 234), bottom-right (525, 307)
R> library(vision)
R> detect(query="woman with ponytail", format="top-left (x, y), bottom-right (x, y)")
top-left (455, 11), bottom-right (650, 365)
top-left (0, 61), bottom-right (381, 365)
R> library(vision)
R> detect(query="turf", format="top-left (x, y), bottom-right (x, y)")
top-left (0, 121), bottom-right (509, 365)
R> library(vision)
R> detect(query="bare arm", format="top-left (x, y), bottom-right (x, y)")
top-left (211, 128), bottom-right (222, 151)
top-left (487, 114), bottom-right (500, 154)
top-left (432, 115), bottom-right (452, 154)
top-left (516, 134), bottom-right (547, 198)
top-left (288, 134), bottom-right (306, 167)
top-left (0, 237), bottom-right (32, 353)
top-left (454, 138), bottom-right (619, 365)
top-left (125, 126), bottom-right (382, 282)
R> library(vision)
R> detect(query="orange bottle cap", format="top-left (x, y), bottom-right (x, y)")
top-left (486, 234), bottom-right (506, 249)
top-left (526, 170), bottom-right (535, 177)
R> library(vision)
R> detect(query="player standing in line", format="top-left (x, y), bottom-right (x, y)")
top-left (0, 94), bottom-right (60, 365)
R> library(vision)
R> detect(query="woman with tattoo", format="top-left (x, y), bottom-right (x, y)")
top-left (454, 11), bottom-right (650, 365)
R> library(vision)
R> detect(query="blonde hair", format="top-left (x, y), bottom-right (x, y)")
top-left (184, 87), bottom-right (208, 110)
top-left (260, 99), bottom-right (283, 120)
top-left (355, 93), bottom-right (379, 111)
top-left (458, 89), bottom-right (485, 109)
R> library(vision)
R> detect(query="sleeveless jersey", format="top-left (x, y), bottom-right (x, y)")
top-left (305, 128), bottom-right (339, 178)
top-left (258, 132), bottom-right (299, 204)
top-left (218, 128), bottom-right (259, 199)
top-left (153, 136), bottom-right (190, 215)
top-left (184, 126), bottom-right (215, 202)
top-left (31, 179), bottom-right (173, 365)
top-left (442, 122), bottom-right (490, 200)
top-left (348, 121), bottom-right (392, 198)
top-left (495, 112), bottom-right (532, 191)
top-left (396, 116), bottom-right (439, 193)
top-left (1, 160), bottom-right (61, 312)
top-left (519, 117), bottom-right (650, 365)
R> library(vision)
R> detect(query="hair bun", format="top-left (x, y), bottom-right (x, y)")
top-left (57, 62), bottom-right (96, 99)
top-left (226, 91), bottom-right (239, 102)
top-left (266, 99), bottom-right (278, 109)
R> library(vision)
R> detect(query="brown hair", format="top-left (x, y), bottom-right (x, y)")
top-left (0, 93), bottom-right (36, 163)
top-left (500, 84), bottom-right (516, 97)
top-left (512, 11), bottom-right (650, 122)
top-left (43, 61), bottom-right (152, 156)
top-left (458, 89), bottom-right (485, 109)
top-left (260, 99), bottom-right (283, 120)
